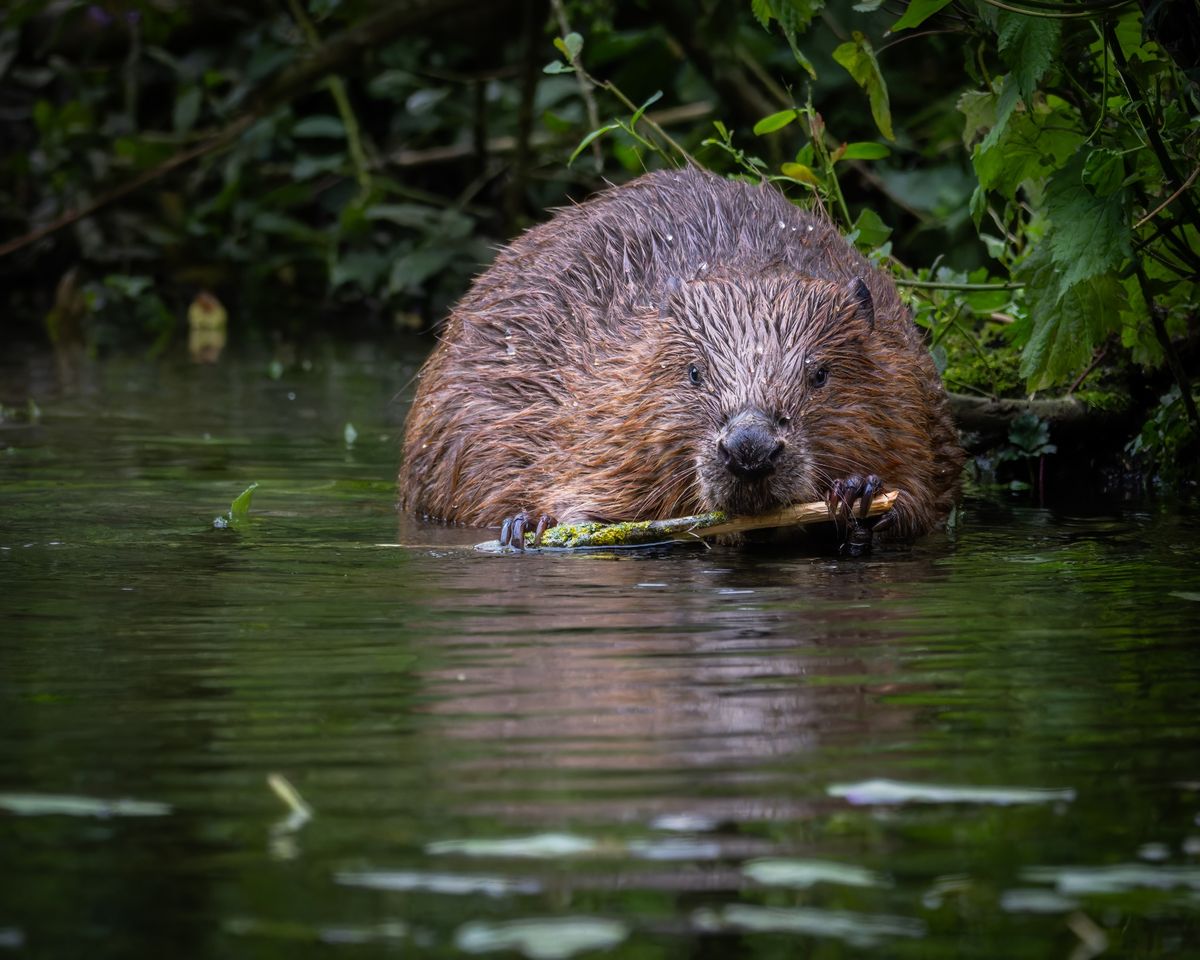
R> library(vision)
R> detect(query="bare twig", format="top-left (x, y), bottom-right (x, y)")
top-left (1134, 164), bottom-right (1200, 230)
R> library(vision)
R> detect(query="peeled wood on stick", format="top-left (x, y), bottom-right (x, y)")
top-left (475, 490), bottom-right (899, 552)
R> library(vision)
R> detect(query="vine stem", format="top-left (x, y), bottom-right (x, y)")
top-left (978, 0), bottom-right (1130, 18)
top-left (896, 279), bottom-right (1024, 291)
top-left (1106, 21), bottom-right (1200, 235)
top-left (1133, 261), bottom-right (1200, 432)
top-left (1134, 164), bottom-right (1200, 230)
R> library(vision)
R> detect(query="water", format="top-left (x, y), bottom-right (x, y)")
top-left (2, 345), bottom-right (1199, 958)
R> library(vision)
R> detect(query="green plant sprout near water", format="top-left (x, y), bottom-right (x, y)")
top-left (213, 482), bottom-right (259, 529)
top-left (995, 413), bottom-right (1057, 493)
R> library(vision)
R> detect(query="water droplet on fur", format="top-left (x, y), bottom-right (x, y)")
top-left (505, 343), bottom-right (516, 356)
top-left (777, 221), bottom-right (785, 229)
top-left (806, 225), bottom-right (814, 232)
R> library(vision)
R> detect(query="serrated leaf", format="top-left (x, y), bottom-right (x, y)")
top-left (891, 0), bottom-right (954, 31)
top-left (754, 109), bottom-right (799, 135)
top-left (979, 74), bottom-right (1020, 152)
top-left (972, 96), bottom-right (1083, 198)
top-left (1015, 245), bottom-right (1127, 389)
top-left (832, 33), bottom-right (893, 141)
top-left (751, 0), bottom-right (774, 29)
top-left (1082, 147), bottom-right (1124, 197)
top-left (840, 141), bottom-right (890, 160)
top-left (957, 89), bottom-right (995, 148)
top-left (996, 12), bottom-right (1060, 102)
top-left (1045, 149), bottom-right (1130, 289)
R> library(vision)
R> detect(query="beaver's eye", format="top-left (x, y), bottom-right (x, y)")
top-left (776, 413), bottom-right (792, 428)
top-left (688, 363), bottom-right (703, 386)
top-left (809, 365), bottom-right (829, 388)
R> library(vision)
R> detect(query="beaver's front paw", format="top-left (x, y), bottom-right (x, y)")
top-left (826, 474), bottom-right (892, 556)
top-left (498, 511), bottom-right (558, 551)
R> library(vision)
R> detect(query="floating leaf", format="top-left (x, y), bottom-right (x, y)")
top-left (456, 918), bottom-right (628, 960)
top-left (229, 482), bottom-right (258, 524)
top-left (828, 778), bottom-right (1076, 805)
top-left (428, 833), bottom-right (597, 858)
top-left (0, 792), bottom-right (170, 817)
top-left (337, 870), bottom-right (541, 896)
top-left (703, 904), bottom-right (923, 947)
top-left (1024, 864), bottom-right (1200, 894)
top-left (744, 858), bottom-right (884, 889)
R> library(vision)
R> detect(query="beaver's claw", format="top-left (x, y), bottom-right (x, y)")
top-left (826, 474), bottom-right (885, 557)
top-left (498, 511), bottom-right (557, 551)
top-left (827, 474), bottom-right (883, 523)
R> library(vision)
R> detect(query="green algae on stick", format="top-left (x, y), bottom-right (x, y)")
top-left (475, 490), bottom-right (899, 552)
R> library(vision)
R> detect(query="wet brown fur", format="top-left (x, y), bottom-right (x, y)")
top-left (399, 167), bottom-right (964, 538)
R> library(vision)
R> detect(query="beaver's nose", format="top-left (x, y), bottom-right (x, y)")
top-left (718, 414), bottom-right (784, 481)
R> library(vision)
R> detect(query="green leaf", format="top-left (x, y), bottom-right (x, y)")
top-left (996, 12), bottom-right (1061, 102)
top-left (851, 207), bottom-right (892, 248)
top-left (568, 123), bottom-right (619, 165)
top-left (542, 60), bottom-right (572, 75)
top-left (979, 74), bottom-right (1020, 152)
top-left (1014, 245), bottom-right (1127, 390)
top-left (972, 96), bottom-right (1083, 198)
top-left (1045, 149), bottom-right (1130, 289)
top-left (629, 90), bottom-right (663, 127)
top-left (1081, 147), bottom-right (1124, 197)
top-left (832, 32), bottom-right (893, 141)
top-left (229, 483), bottom-right (258, 525)
top-left (751, 0), bottom-right (774, 29)
top-left (173, 85), bottom-right (201, 134)
top-left (780, 162), bottom-right (820, 185)
top-left (553, 32), bottom-right (583, 61)
top-left (840, 141), bottom-right (890, 160)
top-left (891, 0), bottom-right (954, 31)
top-left (753, 109), bottom-right (799, 135)
top-left (388, 247), bottom-right (454, 294)
top-left (957, 89), bottom-right (995, 148)
top-left (292, 115), bottom-right (344, 138)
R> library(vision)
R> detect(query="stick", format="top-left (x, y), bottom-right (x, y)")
top-left (475, 490), bottom-right (899, 552)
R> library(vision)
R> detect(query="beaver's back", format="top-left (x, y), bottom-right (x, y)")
top-left (457, 167), bottom-right (908, 362)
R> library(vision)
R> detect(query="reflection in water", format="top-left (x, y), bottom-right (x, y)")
top-left (2, 347), bottom-right (1199, 958)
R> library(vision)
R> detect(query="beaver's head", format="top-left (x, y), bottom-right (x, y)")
top-left (648, 269), bottom-right (888, 517)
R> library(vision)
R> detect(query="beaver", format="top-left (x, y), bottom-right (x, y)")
top-left (399, 166), bottom-right (964, 548)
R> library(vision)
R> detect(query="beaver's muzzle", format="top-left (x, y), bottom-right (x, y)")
top-left (717, 409), bottom-right (785, 481)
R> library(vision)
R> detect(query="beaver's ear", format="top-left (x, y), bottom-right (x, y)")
top-left (658, 275), bottom-right (683, 318)
top-left (849, 276), bottom-right (875, 332)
